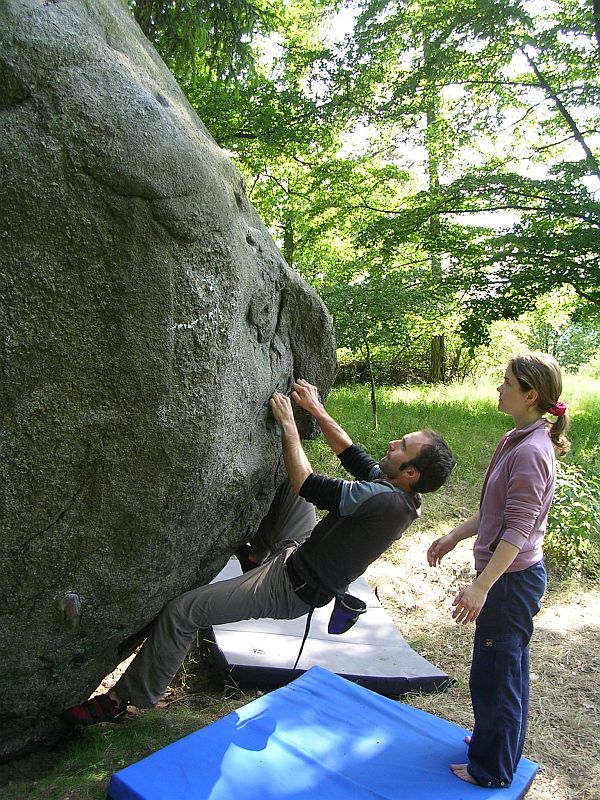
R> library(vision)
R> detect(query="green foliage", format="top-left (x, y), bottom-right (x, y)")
top-left (129, 0), bottom-right (343, 151)
top-left (545, 462), bottom-right (600, 579)
top-left (457, 171), bottom-right (600, 344)
top-left (335, 334), bottom-right (478, 386)
top-left (129, 0), bottom-right (277, 80)
top-left (0, 705), bottom-right (211, 800)
top-left (577, 350), bottom-right (600, 380)
top-left (134, 0), bottom-right (600, 377)
top-left (341, 0), bottom-right (600, 348)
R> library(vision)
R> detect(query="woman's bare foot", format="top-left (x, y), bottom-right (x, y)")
top-left (450, 764), bottom-right (478, 785)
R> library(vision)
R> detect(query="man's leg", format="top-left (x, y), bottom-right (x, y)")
top-left (64, 486), bottom-right (316, 724)
top-left (238, 480), bottom-right (316, 569)
top-left (113, 546), bottom-right (310, 708)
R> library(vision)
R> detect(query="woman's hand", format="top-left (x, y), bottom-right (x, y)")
top-left (427, 531), bottom-right (458, 566)
top-left (427, 514), bottom-right (479, 567)
top-left (450, 539), bottom-right (520, 624)
top-left (452, 582), bottom-right (488, 624)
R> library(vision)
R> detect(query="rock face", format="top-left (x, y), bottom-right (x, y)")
top-left (0, 0), bottom-right (336, 759)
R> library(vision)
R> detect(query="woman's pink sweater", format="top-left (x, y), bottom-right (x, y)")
top-left (474, 418), bottom-right (556, 573)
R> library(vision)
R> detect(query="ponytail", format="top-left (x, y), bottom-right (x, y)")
top-left (547, 413), bottom-right (570, 456)
top-left (509, 351), bottom-right (571, 457)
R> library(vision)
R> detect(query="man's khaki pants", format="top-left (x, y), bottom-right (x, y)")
top-left (114, 483), bottom-right (316, 708)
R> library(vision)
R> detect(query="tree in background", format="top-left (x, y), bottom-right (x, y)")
top-left (130, 0), bottom-right (600, 382)
top-left (336, 0), bottom-right (600, 356)
top-left (129, 0), bottom-right (344, 151)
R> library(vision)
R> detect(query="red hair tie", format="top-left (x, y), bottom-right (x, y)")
top-left (547, 401), bottom-right (567, 417)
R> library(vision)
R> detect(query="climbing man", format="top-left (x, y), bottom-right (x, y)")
top-left (63, 379), bottom-right (454, 724)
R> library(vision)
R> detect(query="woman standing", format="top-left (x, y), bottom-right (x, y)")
top-left (427, 352), bottom-right (570, 788)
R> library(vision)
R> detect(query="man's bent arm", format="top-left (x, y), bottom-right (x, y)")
top-left (269, 392), bottom-right (313, 494)
top-left (291, 379), bottom-right (352, 456)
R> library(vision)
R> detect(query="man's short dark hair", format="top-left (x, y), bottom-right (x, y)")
top-left (408, 429), bottom-right (455, 493)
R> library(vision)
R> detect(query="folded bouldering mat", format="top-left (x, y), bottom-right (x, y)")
top-left (107, 665), bottom-right (538, 800)
top-left (206, 560), bottom-right (449, 695)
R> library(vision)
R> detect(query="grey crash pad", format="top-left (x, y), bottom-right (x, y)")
top-left (207, 561), bottom-right (450, 695)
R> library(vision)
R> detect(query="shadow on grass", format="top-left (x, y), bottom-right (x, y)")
top-left (0, 654), bottom-right (244, 800)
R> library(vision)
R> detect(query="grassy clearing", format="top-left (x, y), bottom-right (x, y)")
top-left (319, 373), bottom-right (599, 471)
top-left (308, 374), bottom-right (599, 542)
top-left (2, 375), bottom-right (598, 799)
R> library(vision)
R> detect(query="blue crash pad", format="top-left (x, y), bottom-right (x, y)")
top-left (107, 666), bottom-right (538, 800)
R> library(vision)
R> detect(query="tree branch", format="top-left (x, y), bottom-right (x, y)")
top-left (519, 45), bottom-right (600, 178)
top-left (572, 285), bottom-right (600, 306)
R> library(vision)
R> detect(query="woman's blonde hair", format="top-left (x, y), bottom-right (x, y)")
top-left (509, 351), bottom-right (570, 455)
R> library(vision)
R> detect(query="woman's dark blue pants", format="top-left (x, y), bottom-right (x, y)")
top-left (467, 560), bottom-right (547, 788)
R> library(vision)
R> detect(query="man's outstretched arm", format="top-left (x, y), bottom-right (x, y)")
top-left (269, 392), bottom-right (313, 494)
top-left (291, 379), bottom-right (352, 456)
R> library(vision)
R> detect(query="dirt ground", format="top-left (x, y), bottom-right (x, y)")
top-left (366, 528), bottom-right (600, 800)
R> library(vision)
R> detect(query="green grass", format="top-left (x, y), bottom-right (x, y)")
top-left (560, 376), bottom-right (600, 468)
top-left (0, 707), bottom-right (204, 799)
top-left (0, 673), bottom-right (247, 800)
top-left (309, 373), bottom-right (599, 476)
top-left (3, 374), bottom-right (598, 799)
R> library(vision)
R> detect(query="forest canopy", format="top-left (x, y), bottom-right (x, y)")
top-left (129, 0), bottom-right (600, 384)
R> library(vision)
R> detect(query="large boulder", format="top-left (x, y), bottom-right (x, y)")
top-left (0, 0), bottom-right (337, 759)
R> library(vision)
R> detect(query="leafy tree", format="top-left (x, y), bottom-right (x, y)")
top-left (338, 0), bottom-right (600, 349)
top-left (130, 0), bottom-right (276, 81)
top-left (517, 289), bottom-right (600, 369)
top-left (454, 170), bottom-right (600, 344)
top-left (130, 0), bottom-right (600, 380)
top-left (129, 0), bottom-right (343, 150)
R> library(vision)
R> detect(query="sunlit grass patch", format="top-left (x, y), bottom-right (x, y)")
top-left (0, 702), bottom-right (233, 800)
top-left (561, 378), bottom-right (600, 469)
top-left (308, 380), bottom-right (508, 494)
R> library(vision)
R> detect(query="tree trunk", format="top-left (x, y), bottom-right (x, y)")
top-left (283, 218), bottom-right (294, 269)
top-left (422, 37), bottom-right (447, 383)
top-left (520, 46), bottom-right (600, 179)
top-left (425, 82), bottom-right (446, 382)
top-left (430, 334), bottom-right (446, 383)
top-left (364, 339), bottom-right (378, 427)
top-left (449, 347), bottom-right (461, 381)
